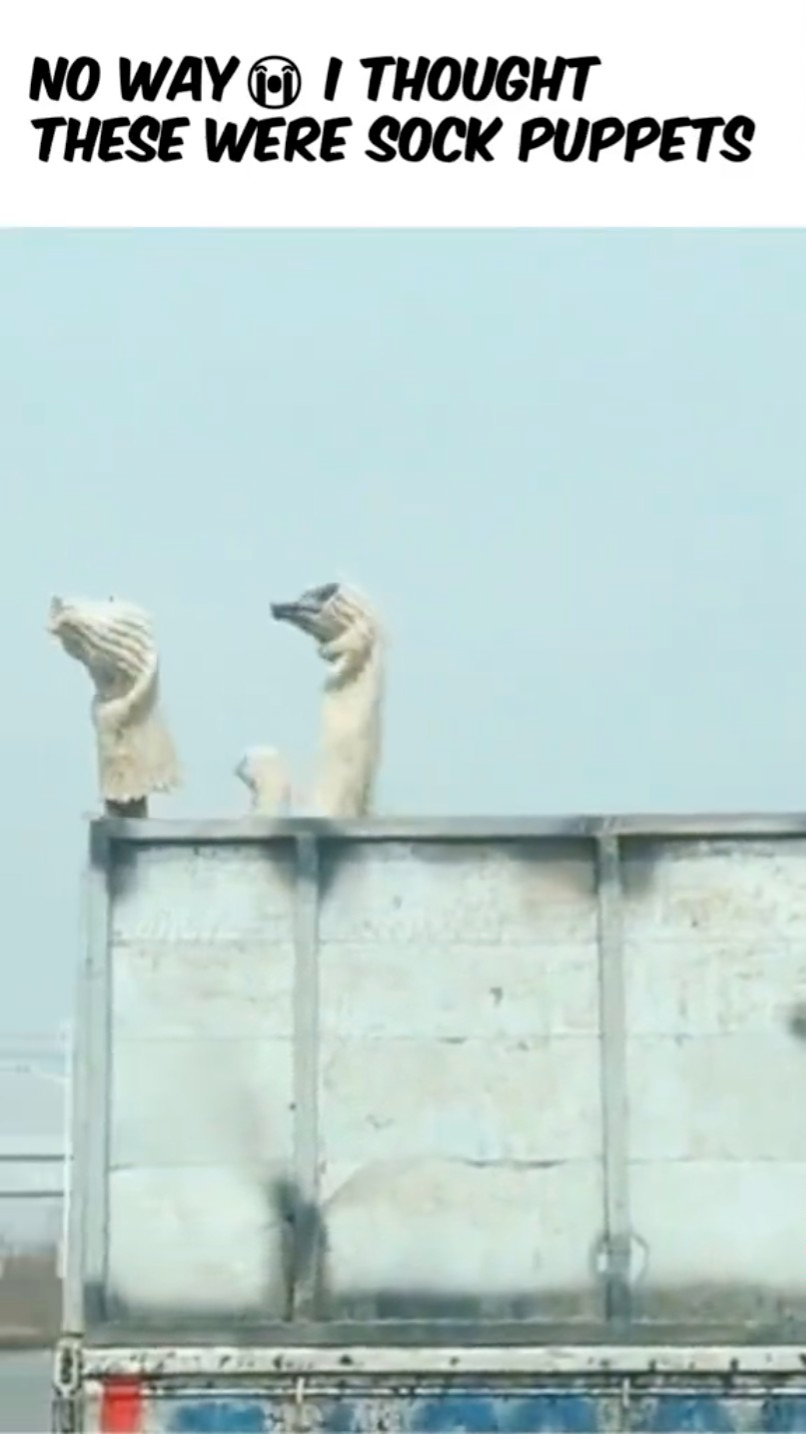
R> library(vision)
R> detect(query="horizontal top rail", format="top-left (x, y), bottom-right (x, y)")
top-left (92, 812), bottom-right (806, 846)
top-left (80, 1342), bottom-right (806, 1379)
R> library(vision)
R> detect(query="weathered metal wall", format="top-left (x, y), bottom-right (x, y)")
top-left (106, 841), bottom-right (297, 1320)
top-left (83, 822), bottom-right (806, 1337)
top-left (313, 839), bottom-right (602, 1323)
top-left (622, 837), bottom-right (806, 1328)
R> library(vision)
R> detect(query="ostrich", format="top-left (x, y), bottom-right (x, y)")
top-left (234, 745), bottom-right (291, 815)
top-left (48, 595), bottom-right (180, 816)
top-left (270, 581), bottom-right (384, 818)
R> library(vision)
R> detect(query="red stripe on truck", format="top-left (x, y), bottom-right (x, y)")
top-left (100, 1377), bottom-right (143, 1433)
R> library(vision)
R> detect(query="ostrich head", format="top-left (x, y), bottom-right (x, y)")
top-left (271, 581), bottom-right (380, 679)
top-left (47, 595), bottom-right (154, 678)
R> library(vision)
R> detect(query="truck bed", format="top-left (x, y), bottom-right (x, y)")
top-left (55, 813), bottom-right (806, 1430)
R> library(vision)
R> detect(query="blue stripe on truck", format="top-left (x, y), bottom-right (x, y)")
top-left (161, 1392), bottom-right (806, 1432)
top-left (167, 1403), bottom-right (265, 1432)
top-left (400, 1395), bottom-right (598, 1431)
top-left (166, 1398), bottom-right (599, 1431)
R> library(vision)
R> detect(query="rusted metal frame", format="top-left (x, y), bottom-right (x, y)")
top-left (595, 832), bottom-right (632, 1324)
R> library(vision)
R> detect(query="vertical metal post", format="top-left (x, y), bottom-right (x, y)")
top-left (63, 824), bottom-right (110, 1331)
top-left (596, 832), bottom-right (632, 1323)
top-left (80, 822), bottom-right (113, 1325)
top-left (291, 834), bottom-right (321, 1319)
top-left (58, 1020), bottom-right (73, 1284)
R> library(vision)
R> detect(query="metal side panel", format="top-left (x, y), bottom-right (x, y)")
top-left (86, 831), bottom-right (610, 1334)
top-left (70, 1368), bottom-right (806, 1433)
top-left (64, 1349), bottom-right (806, 1430)
top-left (102, 839), bottom-right (298, 1325)
top-left (622, 836), bottom-right (806, 1328)
top-left (78, 818), bottom-right (806, 1342)
top-left (76, 1380), bottom-right (622, 1431)
top-left (313, 838), bottom-right (604, 1323)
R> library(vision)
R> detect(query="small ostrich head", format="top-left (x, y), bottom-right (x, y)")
top-left (235, 745), bottom-right (291, 814)
top-left (271, 581), bottom-right (380, 679)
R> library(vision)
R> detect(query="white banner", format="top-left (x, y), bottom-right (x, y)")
top-left (0, 0), bottom-right (803, 226)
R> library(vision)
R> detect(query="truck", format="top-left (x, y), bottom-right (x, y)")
top-left (53, 812), bottom-right (806, 1432)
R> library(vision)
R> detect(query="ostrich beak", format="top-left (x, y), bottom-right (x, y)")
top-left (271, 582), bottom-right (339, 630)
top-left (270, 600), bottom-right (303, 623)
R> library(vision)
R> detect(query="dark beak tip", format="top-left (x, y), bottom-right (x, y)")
top-left (271, 601), bottom-right (302, 623)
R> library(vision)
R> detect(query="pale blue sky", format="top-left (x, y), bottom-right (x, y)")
top-left (0, 228), bottom-right (804, 1029)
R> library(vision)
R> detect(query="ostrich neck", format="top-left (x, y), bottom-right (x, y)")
top-left (320, 645), bottom-right (383, 744)
top-left (315, 644), bottom-right (383, 815)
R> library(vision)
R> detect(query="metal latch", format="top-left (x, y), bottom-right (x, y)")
top-left (52, 1337), bottom-right (82, 1434)
top-left (53, 1337), bottom-right (81, 1398)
